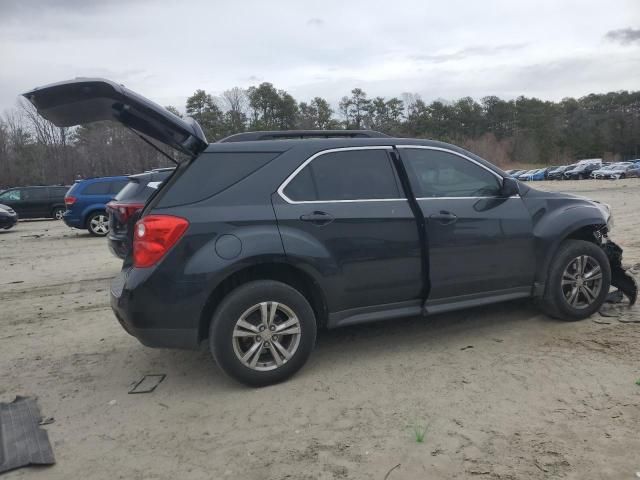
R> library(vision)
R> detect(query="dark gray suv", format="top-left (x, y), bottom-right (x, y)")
top-left (24, 79), bottom-right (637, 386)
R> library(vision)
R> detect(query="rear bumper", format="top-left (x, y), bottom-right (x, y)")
top-left (110, 268), bottom-right (200, 349)
top-left (107, 234), bottom-right (128, 259)
top-left (62, 211), bottom-right (83, 228)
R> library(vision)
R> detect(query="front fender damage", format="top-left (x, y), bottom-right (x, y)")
top-left (601, 239), bottom-right (637, 306)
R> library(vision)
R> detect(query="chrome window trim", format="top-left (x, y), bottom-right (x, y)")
top-left (277, 146), bottom-right (407, 204)
top-left (396, 145), bottom-right (505, 181)
top-left (416, 195), bottom-right (520, 200)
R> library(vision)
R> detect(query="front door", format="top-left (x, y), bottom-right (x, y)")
top-left (398, 146), bottom-right (535, 302)
top-left (273, 147), bottom-right (423, 314)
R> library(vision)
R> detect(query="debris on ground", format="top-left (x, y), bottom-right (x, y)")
top-left (128, 374), bottom-right (166, 394)
top-left (0, 396), bottom-right (55, 474)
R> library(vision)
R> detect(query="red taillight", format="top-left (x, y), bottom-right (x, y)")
top-left (133, 215), bottom-right (189, 268)
top-left (106, 201), bottom-right (144, 223)
top-left (64, 196), bottom-right (76, 206)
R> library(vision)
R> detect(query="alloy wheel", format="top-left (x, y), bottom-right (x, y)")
top-left (232, 302), bottom-right (301, 371)
top-left (561, 255), bottom-right (603, 309)
top-left (90, 215), bottom-right (109, 235)
top-left (55, 209), bottom-right (65, 220)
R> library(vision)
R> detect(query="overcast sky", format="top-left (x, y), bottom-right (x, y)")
top-left (1, 0), bottom-right (639, 113)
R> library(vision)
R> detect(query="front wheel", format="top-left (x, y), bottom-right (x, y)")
top-left (209, 280), bottom-right (317, 387)
top-left (87, 211), bottom-right (109, 236)
top-left (539, 240), bottom-right (611, 320)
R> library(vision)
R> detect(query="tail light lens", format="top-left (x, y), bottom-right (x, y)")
top-left (133, 215), bottom-right (189, 268)
top-left (64, 196), bottom-right (76, 206)
top-left (106, 201), bottom-right (144, 223)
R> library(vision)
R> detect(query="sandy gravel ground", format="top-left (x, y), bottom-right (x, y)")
top-left (1, 179), bottom-right (639, 480)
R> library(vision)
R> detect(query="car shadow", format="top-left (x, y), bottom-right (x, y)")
top-left (123, 298), bottom-right (546, 392)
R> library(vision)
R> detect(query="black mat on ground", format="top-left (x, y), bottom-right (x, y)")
top-left (0, 396), bottom-right (55, 474)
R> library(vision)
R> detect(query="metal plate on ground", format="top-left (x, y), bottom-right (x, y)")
top-left (0, 396), bottom-right (55, 474)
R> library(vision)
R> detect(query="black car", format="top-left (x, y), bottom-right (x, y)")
top-left (24, 78), bottom-right (637, 387)
top-left (564, 162), bottom-right (602, 180)
top-left (106, 168), bottom-right (175, 258)
top-left (0, 203), bottom-right (18, 230)
top-left (0, 186), bottom-right (69, 219)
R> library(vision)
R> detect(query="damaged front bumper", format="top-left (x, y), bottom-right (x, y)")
top-left (599, 235), bottom-right (638, 306)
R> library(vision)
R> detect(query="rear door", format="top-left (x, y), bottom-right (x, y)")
top-left (21, 187), bottom-right (50, 218)
top-left (398, 146), bottom-right (535, 302)
top-left (273, 146), bottom-right (423, 315)
top-left (23, 78), bottom-right (207, 156)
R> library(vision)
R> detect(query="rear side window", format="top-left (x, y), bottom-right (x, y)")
top-left (403, 149), bottom-right (501, 198)
top-left (114, 180), bottom-right (140, 201)
top-left (82, 181), bottom-right (111, 195)
top-left (158, 151), bottom-right (281, 207)
top-left (283, 149), bottom-right (400, 202)
top-left (110, 180), bottom-right (128, 194)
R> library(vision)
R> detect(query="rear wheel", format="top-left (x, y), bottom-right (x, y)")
top-left (539, 240), bottom-right (611, 320)
top-left (52, 207), bottom-right (65, 220)
top-left (87, 211), bottom-right (109, 236)
top-left (619, 173), bottom-right (626, 179)
top-left (209, 280), bottom-right (317, 387)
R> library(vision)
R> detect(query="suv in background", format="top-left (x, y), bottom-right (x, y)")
top-left (63, 176), bottom-right (129, 236)
top-left (24, 78), bottom-right (637, 387)
top-left (0, 186), bottom-right (68, 220)
top-left (106, 168), bottom-right (175, 258)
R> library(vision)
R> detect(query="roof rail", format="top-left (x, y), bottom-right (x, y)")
top-left (218, 129), bottom-right (389, 143)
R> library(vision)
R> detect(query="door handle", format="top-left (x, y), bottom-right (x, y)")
top-left (429, 211), bottom-right (457, 225)
top-left (300, 211), bottom-right (334, 225)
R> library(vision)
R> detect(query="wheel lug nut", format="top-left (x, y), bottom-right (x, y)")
top-left (270, 325), bottom-right (276, 331)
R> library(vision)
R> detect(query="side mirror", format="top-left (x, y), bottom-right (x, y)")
top-left (500, 176), bottom-right (520, 197)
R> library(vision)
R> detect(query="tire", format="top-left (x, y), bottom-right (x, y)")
top-left (538, 240), bottom-right (611, 321)
top-left (52, 207), bottom-right (65, 220)
top-left (87, 211), bottom-right (109, 236)
top-left (209, 280), bottom-right (317, 387)
top-left (619, 174), bottom-right (625, 179)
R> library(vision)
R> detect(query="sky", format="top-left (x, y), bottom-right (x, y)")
top-left (1, 0), bottom-right (639, 113)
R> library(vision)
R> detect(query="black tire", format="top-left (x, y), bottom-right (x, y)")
top-left (209, 280), bottom-right (317, 387)
top-left (619, 173), bottom-right (626, 179)
top-left (538, 240), bottom-right (611, 321)
top-left (87, 211), bottom-right (109, 236)
top-left (52, 207), bottom-right (65, 220)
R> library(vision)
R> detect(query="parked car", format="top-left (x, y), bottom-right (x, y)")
top-left (564, 160), bottom-right (602, 180)
top-left (0, 203), bottom-right (18, 230)
top-left (523, 168), bottom-right (547, 181)
top-left (24, 78), bottom-right (637, 387)
top-left (0, 186), bottom-right (68, 219)
top-left (63, 176), bottom-right (129, 236)
top-left (508, 169), bottom-right (525, 177)
top-left (516, 169), bottom-right (536, 181)
top-left (106, 168), bottom-right (175, 258)
top-left (592, 163), bottom-right (640, 180)
top-left (547, 164), bottom-right (574, 180)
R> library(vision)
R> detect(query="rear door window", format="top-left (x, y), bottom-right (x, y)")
top-left (283, 149), bottom-right (400, 202)
top-left (82, 181), bottom-right (111, 195)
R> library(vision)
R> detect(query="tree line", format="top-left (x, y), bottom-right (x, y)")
top-left (1, 83), bottom-right (639, 187)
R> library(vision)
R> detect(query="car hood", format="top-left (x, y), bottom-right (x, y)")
top-left (23, 78), bottom-right (208, 158)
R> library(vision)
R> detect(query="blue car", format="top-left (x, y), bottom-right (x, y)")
top-left (63, 176), bottom-right (129, 236)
